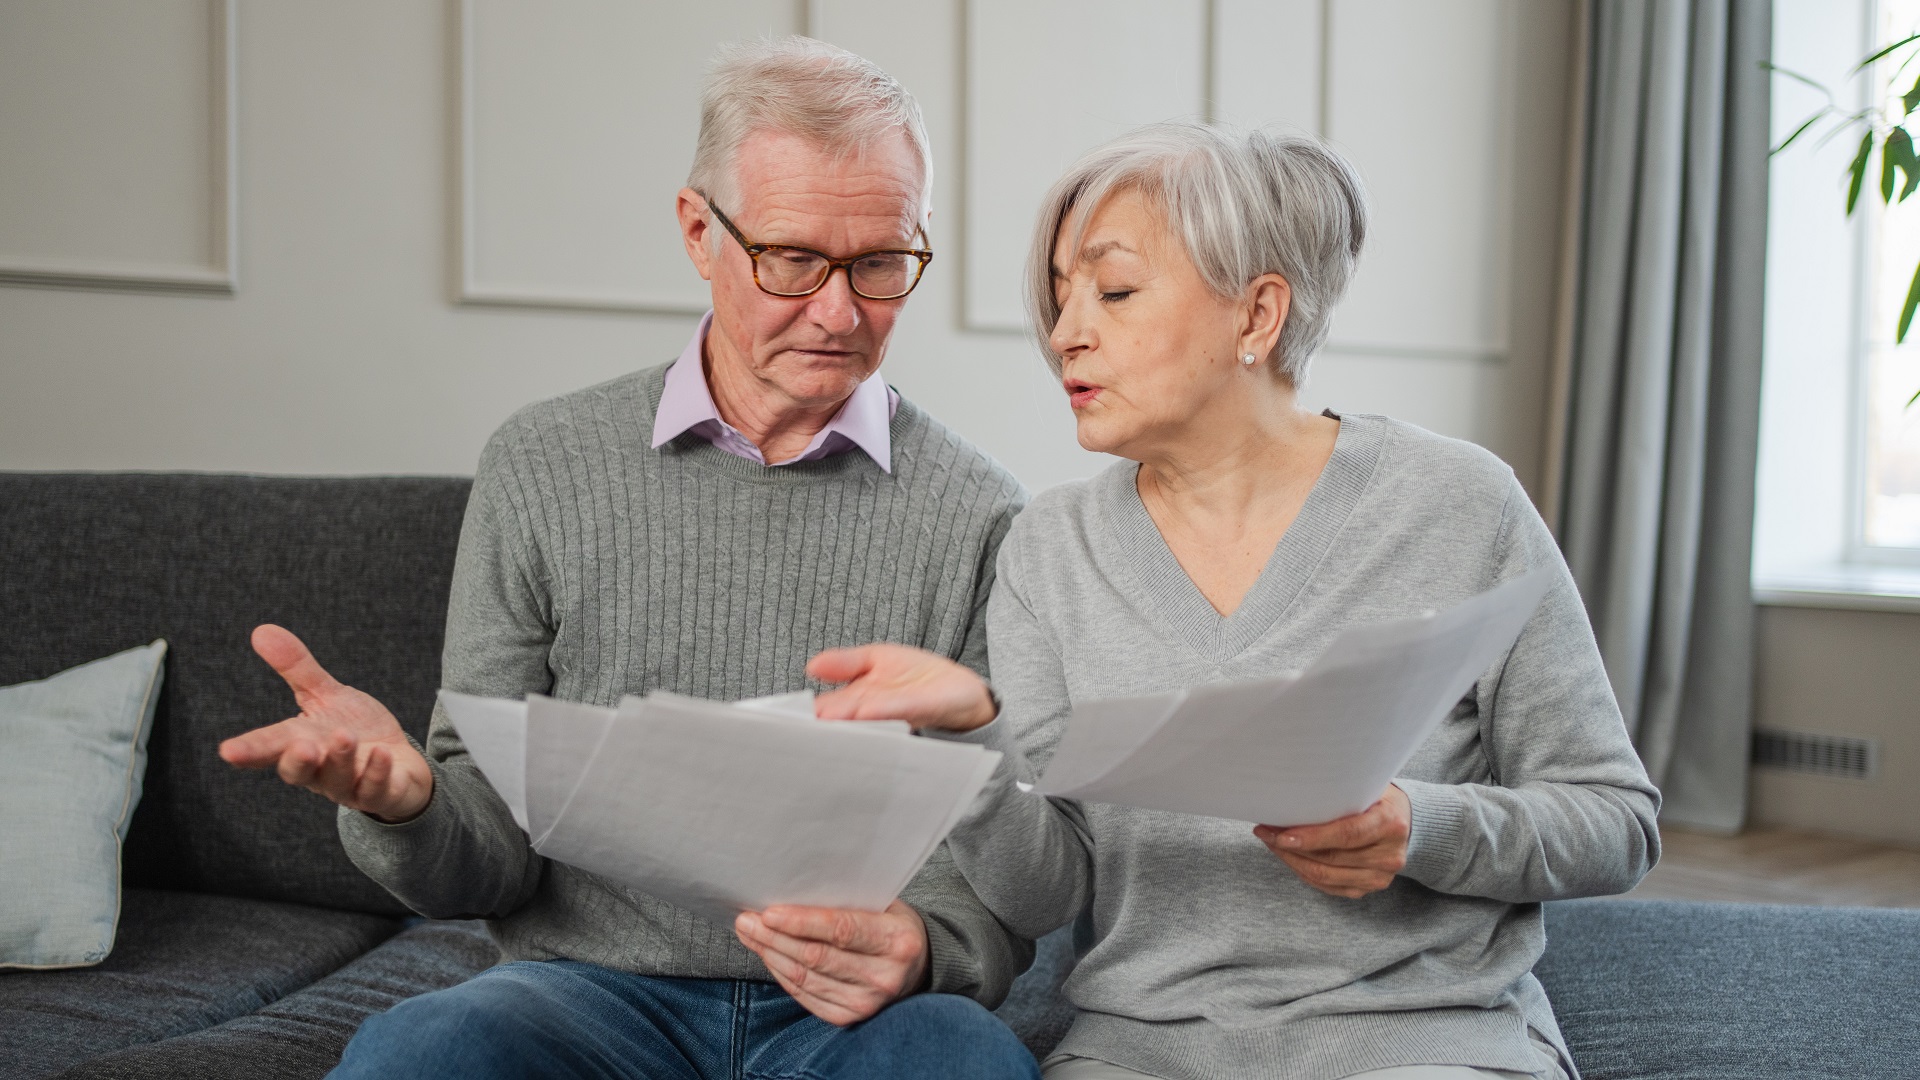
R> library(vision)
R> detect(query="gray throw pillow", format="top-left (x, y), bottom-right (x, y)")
top-left (0, 641), bottom-right (166, 969)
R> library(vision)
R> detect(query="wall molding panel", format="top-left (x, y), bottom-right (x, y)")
top-left (960, 0), bottom-right (1208, 332)
top-left (455, 0), bottom-right (802, 316)
top-left (0, 0), bottom-right (238, 296)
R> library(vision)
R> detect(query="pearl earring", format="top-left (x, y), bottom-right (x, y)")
top-left (1241, 353), bottom-right (1257, 366)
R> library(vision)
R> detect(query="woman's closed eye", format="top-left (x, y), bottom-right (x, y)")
top-left (1097, 287), bottom-right (1135, 303)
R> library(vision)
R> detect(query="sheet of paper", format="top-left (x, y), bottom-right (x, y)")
top-left (1034, 569), bottom-right (1554, 826)
top-left (525, 695), bottom-right (618, 847)
top-left (536, 694), bottom-right (997, 924)
top-left (438, 689), bottom-right (530, 832)
top-left (443, 685), bottom-right (1001, 927)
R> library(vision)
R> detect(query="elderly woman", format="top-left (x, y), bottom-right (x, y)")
top-left (808, 123), bottom-right (1658, 1080)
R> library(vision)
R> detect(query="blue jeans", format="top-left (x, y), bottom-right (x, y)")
top-left (329, 960), bottom-right (1040, 1080)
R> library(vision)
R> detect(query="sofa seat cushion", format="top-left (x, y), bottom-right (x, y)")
top-left (996, 924), bottom-right (1077, 1059)
top-left (0, 889), bottom-right (399, 1080)
top-left (1537, 898), bottom-right (1920, 1080)
top-left (49, 919), bottom-right (499, 1080)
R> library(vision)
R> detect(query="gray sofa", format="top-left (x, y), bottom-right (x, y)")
top-left (1, 473), bottom-right (1914, 1080)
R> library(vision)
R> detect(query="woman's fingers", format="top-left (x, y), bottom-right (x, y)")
top-left (805, 646), bottom-right (879, 686)
top-left (1256, 826), bottom-right (1405, 871)
top-left (1274, 849), bottom-right (1395, 897)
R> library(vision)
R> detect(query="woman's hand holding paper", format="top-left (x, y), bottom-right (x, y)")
top-left (808, 644), bottom-right (998, 733)
top-left (733, 900), bottom-right (931, 1026)
top-left (1254, 784), bottom-right (1412, 899)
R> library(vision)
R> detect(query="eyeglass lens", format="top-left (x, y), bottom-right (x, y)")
top-left (758, 249), bottom-right (919, 299)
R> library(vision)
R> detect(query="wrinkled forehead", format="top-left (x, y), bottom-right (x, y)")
top-left (729, 128), bottom-right (929, 230)
top-left (1052, 186), bottom-right (1169, 274)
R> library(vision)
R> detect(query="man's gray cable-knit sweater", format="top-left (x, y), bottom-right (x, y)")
top-left (337, 361), bottom-right (1033, 1004)
top-left (944, 413), bottom-right (1661, 1079)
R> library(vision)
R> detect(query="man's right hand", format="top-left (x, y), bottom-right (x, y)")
top-left (218, 624), bottom-right (435, 824)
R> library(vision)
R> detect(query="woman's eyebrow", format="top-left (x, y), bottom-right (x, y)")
top-left (1052, 240), bottom-right (1138, 282)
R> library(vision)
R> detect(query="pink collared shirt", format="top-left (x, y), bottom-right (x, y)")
top-left (649, 311), bottom-right (898, 473)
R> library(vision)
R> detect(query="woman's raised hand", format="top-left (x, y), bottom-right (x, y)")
top-left (218, 624), bottom-right (435, 823)
top-left (807, 644), bottom-right (998, 732)
top-left (1254, 784), bottom-right (1411, 899)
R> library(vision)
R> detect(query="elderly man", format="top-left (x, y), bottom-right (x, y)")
top-left (217, 37), bottom-right (1037, 1080)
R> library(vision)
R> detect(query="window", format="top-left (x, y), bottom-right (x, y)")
top-left (1861, 0), bottom-right (1920, 553)
top-left (1753, 0), bottom-right (1920, 607)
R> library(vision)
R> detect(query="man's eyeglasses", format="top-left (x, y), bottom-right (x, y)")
top-left (700, 194), bottom-right (933, 301)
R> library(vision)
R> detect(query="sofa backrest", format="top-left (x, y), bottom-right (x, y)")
top-left (0, 473), bottom-right (470, 916)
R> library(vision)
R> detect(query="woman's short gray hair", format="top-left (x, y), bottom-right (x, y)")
top-left (1027, 123), bottom-right (1367, 385)
top-left (688, 37), bottom-right (932, 221)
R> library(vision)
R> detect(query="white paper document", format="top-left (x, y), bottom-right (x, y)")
top-left (1033, 569), bottom-right (1555, 826)
top-left (437, 687), bottom-right (1000, 925)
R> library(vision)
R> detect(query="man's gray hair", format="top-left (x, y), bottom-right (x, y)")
top-left (688, 37), bottom-right (932, 221)
top-left (1026, 123), bottom-right (1367, 385)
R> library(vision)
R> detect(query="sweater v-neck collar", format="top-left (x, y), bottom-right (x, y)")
top-left (1091, 412), bottom-right (1385, 664)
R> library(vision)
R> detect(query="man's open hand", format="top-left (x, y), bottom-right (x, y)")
top-left (1254, 784), bottom-right (1411, 899)
top-left (808, 643), bottom-right (996, 733)
top-left (218, 624), bottom-right (434, 823)
top-left (733, 900), bottom-right (931, 1025)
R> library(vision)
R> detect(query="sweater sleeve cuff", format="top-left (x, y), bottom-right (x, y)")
top-left (918, 906), bottom-right (976, 997)
top-left (1397, 778), bottom-right (1469, 887)
top-left (918, 710), bottom-right (1002, 746)
top-left (335, 745), bottom-right (457, 881)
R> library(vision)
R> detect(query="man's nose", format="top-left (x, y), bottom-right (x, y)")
top-left (804, 268), bottom-right (863, 337)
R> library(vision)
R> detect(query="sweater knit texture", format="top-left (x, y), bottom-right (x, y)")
top-left (945, 413), bottom-right (1660, 1080)
top-left (336, 362), bottom-right (1031, 1003)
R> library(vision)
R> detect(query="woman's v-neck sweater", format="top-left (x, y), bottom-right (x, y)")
top-left (945, 413), bottom-right (1660, 1080)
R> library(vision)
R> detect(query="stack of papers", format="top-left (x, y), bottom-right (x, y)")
top-left (1032, 569), bottom-right (1554, 826)
top-left (438, 689), bottom-right (1001, 924)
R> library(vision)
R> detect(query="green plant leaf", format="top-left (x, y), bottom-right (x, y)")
top-left (1889, 128), bottom-right (1904, 203)
top-left (1900, 259), bottom-right (1920, 345)
top-left (1772, 108), bottom-right (1831, 155)
top-left (1848, 130), bottom-right (1873, 214)
top-left (1854, 32), bottom-right (1920, 72)
top-left (1896, 126), bottom-right (1920, 201)
top-left (1762, 61), bottom-right (1835, 98)
top-left (1905, 72), bottom-right (1920, 117)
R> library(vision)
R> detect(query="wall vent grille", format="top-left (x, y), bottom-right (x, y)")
top-left (1752, 729), bottom-right (1878, 779)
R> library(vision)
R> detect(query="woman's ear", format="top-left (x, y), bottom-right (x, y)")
top-left (1240, 273), bottom-right (1292, 362)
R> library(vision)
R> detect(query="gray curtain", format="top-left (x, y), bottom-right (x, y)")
top-left (1557, 0), bottom-right (1771, 831)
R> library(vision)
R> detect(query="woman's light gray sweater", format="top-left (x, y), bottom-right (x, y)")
top-left (336, 363), bottom-right (1032, 1003)
top-left (945, 413), bottom-right (1660, 1080)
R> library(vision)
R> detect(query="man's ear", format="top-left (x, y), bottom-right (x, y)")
top-left (677, 187), bottom-right (715, 282)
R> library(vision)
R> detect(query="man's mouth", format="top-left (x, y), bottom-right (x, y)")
top-left (1064, 379), bottom-right (1102, 409)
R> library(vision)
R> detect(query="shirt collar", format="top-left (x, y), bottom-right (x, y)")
top-left (650, 311), bottom-right (895, 473)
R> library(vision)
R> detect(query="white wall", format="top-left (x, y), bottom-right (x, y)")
top-left (0, 0), bottom-right (1574, 496)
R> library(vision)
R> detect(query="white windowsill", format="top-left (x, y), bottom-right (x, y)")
top-left (1754, 563), bottom-right (1920, 613)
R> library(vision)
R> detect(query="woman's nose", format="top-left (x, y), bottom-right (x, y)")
top-left (1050, 294), bottom-right (1092, 358)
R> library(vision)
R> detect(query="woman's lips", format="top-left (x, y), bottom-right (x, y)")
top-left (1065, 381), bottom-right (1102, 409)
